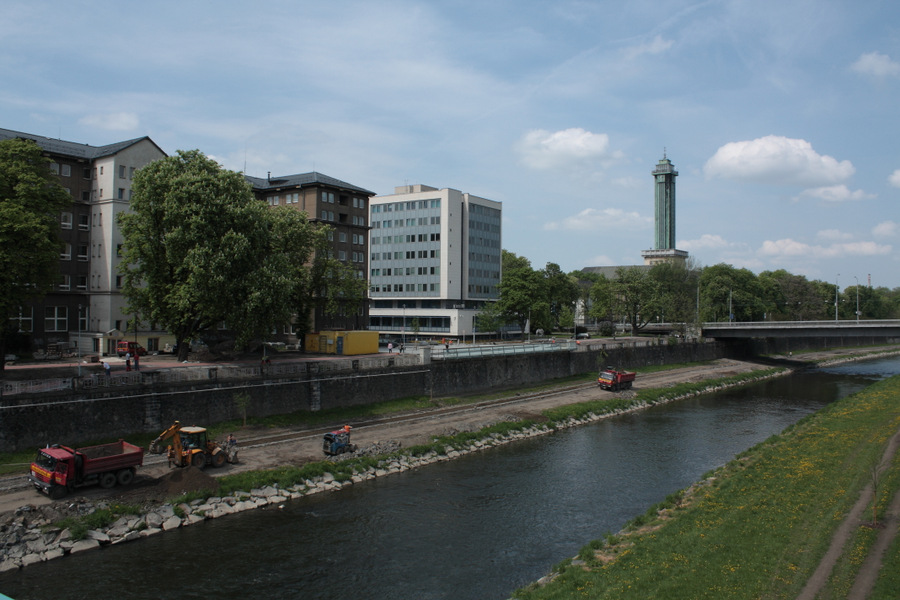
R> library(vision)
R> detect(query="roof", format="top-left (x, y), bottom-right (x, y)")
top-left (0, 127), bottom-right (166, 160)
top-left (245, 171), bottom-right (374, 196)
top-left (581, 265), bottom-right (650, 280)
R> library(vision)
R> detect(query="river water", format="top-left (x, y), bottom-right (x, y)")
top-left (3, 356), bottom-right (899, 600)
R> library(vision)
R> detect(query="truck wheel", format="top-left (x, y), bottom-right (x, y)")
top-left (211, 451), bottom-right (226, 468)
top-left (49, 484), bottom-right (68, 500)
top-left (117, 468), bottom-right (135, 486)
top-left (191, 452), bottom-right (206, 469)
top-left (99, 472), bottom-right (117, 489)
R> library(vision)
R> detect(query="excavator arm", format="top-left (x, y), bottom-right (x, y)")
top-left (149, 421), bottom-right (182, 456)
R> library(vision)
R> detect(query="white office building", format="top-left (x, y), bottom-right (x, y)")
top-left (368, 185), bottom-right (501, 341)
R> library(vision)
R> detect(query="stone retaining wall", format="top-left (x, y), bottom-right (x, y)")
top-left (0, 341), bottom-right (738, 452)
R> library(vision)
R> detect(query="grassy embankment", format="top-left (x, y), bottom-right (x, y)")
top-left (512, 374), bottom-right (900, 600)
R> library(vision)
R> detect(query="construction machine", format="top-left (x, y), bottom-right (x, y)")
top-left (149, 421), bottom-right (239, 469)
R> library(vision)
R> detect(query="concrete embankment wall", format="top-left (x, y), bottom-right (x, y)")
top-left (0, 341), bottom-right (738, 452)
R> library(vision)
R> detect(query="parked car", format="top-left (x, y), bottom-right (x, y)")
top-left (116, 341), bottom-right (146, 357)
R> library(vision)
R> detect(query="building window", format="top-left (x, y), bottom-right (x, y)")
top-left (115, 275), bottom-right (123, 289)
top-left (77, 245), bottom-right (88, 261)
top-left (44, 306), bottom-right (68, 332)
top-left (49, 162), bottom-right (60, 175)
top-left (83, 168), bottom-right (91, 179)
top-left (61, 243), bottom-right (72, 260)
top-left (78, 213), bottom-right (89, 230)
top-left (59, 275), bottom-right (71, 291)
top-left (118, 188), bottom-right (125, 199)
top-left (119, 165), bottom-right (126, 179)
top-left (60, 212), bottom-right (73, 229)
top-left (76, 275), bottom-right (87, 290)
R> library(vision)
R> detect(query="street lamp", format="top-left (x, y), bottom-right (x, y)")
top-left (834, 274), bottom-right (840, 322)
top-left (402, 304), bottom-right (406, 346)
top-left (854, 276), bottom-right (860, 322)
top-left (77, 304), bottom-right (82, 377)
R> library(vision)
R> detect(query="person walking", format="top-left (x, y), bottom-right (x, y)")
top-left (387, 341), bottom-right (393, 354)
top-left (125, 352), bottom-right (131, 371)
top-left (102, 361), bottom-right (111, 377)
top-left (133, 354), bottom-right (140, 371)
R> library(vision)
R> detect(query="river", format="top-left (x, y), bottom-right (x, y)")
top-left (3, 356), bottom-right (899, 600)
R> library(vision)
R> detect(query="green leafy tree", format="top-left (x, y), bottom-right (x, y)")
top-left (587, 273), bottom-right (615, 325)
top-left (542, 262), bottom-right (580, 332)
top-left (612, 267), bottom-right (663, 333)
top-left (648, 260), bottom-right (700, 331)
top-left (0, 138), bottom-right (72, 371)
top-left (758, 270), bottom-right (827, 321)
top-left (293, 232), bottom-right (368, 340)
top-left (496, 251), bottom-right (549, 336)
top-left (699, 264), bottom-right (767, 322)
top-left (119, 150), bottom-right (320, 361)
top-left (474, 301), bottom-right (503, 338)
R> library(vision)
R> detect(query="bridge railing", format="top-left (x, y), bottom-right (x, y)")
top-left (703, 319), bottom-right (900, 329)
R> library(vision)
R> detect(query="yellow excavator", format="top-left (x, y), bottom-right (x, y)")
top-left (149, 421), bottom-right (238, 469)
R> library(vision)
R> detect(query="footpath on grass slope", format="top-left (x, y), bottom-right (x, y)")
top-left (798, 425), bottom-right (900, 600)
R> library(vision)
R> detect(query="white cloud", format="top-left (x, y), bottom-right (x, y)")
top-left (703, 135), bottom-right (854, 186)
top-left (851, 51), bottom-right (900, 78)
top-left (795, 185), bottom-right (873, 203)
top-left (78, 112), bottom-right (140, 131)
top-left (888, 169), bottom-right (900, 187)
top-left (817, 229), bottom-right (853, 242)
top-left (873, 221), bottom-right (898, 238)
top-left (759, 238), bottom-right (891, 259)
top-left (544, 207), bottom-right (648, 231)
top-left (623, 35), bottom-right (673, 60)
top-left (677, 234), bottom-right (731, 251)
top-left (517, 128), bottom-right (622, 170)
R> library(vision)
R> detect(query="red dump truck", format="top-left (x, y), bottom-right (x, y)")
top-left (29, 439), bottom-right (144, 499)
top-left (597, 368), bottom-right (636, 391)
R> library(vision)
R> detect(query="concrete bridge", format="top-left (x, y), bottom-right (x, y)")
top-left (701, 320), bottom-right (900, 339)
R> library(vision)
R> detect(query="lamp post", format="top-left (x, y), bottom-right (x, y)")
top-left (77, 304), bottom-right (82, 377)
top-left (402, 304), bottom-right (406, 346)
top-left (834, 274), bottom-right (839, 322)
top-left (854, 276), bottom-right (860, 322)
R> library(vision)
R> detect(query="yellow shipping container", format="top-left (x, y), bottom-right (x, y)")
top-left (304, 331), bottom-right (379, 355)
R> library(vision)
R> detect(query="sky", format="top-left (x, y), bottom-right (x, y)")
top-left (3, 0), bottom-right (899, 290)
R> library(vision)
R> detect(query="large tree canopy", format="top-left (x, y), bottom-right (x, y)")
top-left (119, 150), bottom-right (322, 360)
top-left (0, 138), bottom-right (72, 371)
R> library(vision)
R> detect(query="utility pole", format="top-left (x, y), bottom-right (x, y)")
top-left (834, 274), bottom-right (840, 322)
top-left (854, 276), bottom-right (860, 322)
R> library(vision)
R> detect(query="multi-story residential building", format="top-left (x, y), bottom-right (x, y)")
top-left (0, 128), bottom-right (167, 357)
top-left (246, 171), bottom-right (374, 339)
top-left (368, 184), bottom-right (502, 341)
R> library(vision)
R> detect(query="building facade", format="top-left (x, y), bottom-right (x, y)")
top-left (246, 171), bottom-right (374, 338)
top-left (0, 128), bottom-right (168, 356)
top-left (368, 184), bottom-right (501, 341)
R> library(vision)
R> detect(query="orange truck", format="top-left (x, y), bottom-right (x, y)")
top-left (29, 440), bottom-right (144, 499)
top-left (597, 368), bottom-right (636, 391)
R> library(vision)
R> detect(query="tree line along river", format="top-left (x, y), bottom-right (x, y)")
top-left (2, 356), bottom-right (899, 600)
